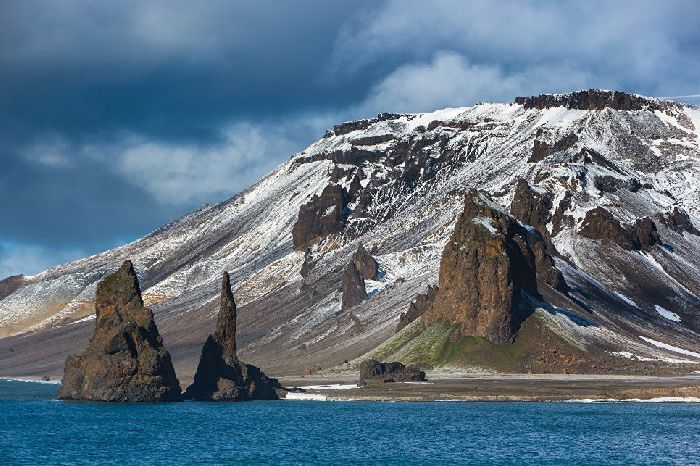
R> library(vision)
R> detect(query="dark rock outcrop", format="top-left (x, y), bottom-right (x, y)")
top-left (185, 272), bottom-right (280, 401)
top-left (397, 285), bottom-right (438, 332)
top-left (0, 274), bottom-right (25, 300)
top-left (661, 207), bottom-right (700, 236)
top-left (580, 207), bottom-right (661, 251)
top-left (515, 89), bottom-right (666, 111)
top-left (352, 244), bottom-right (379, 281)
top-left (359, 359), bottom-right (426, 385)
top-left (418, 190), bottom-right (566, 343)
top-left (341, 262), bottom-right (367, 311)
top-left (530, 133), bottom-right (578, 163)
top-left (59, 261), bottom-right (182, 402)
top-left (292, 184), bottom-right (348, 250)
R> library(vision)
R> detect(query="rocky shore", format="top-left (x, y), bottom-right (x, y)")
top-left (282, 373), bottom-right (700, 402)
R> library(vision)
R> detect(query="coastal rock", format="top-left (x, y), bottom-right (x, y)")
top-left (59, 261), bottom-right (182, 402)
top-left (359, 359), bottom-right (426, 385)
top-left (341, 262), bottom-right (367, 311)
top-left (292, 184), bottom-right (347, 250)
top-left (420, 190), bottom-right (564, 343)
top-left (184, 272), bottom-right (280, 401)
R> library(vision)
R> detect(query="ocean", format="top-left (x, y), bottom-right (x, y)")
top-left (1, 379), bottom-right (699, 465)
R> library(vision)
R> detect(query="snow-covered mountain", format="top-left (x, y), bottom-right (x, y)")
top-left (1, 89), bottom-right (699, 377)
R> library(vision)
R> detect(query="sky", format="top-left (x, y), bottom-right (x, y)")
top-left (1, 0), bottom-right (699, 278)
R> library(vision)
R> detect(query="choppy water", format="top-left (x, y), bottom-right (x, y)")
top-left (1, 379), bottom-right (699, 465)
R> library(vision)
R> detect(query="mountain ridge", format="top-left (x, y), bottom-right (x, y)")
top-left (1, 89), bottom-right (699, 378)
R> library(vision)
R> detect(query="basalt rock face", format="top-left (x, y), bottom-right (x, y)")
top-left (59, 261), bottom-right (182, 402)
top-left (420, 190), bottom-right (565, 344)
top-left (292, 184), bottom-right (348, 250)
top-left (509, 180), bottom-right (568, 293)
top-left (352, 245), bottom-right (379, 281)
top-left (184, 272), bottom-right (280, 401)
top-left (359, 359), bottom-right (426, 385)
top-left (515, 89), bottom-right (666, 111)
top-left (341, 262), bottom-right (367, 311)
top-left (0, 275), bottom-right (25, 301)
top-left (397, 285), bottom-right (438, 332)
top-left (579, 207), bottom-right (661, 251)
top-left (661, 207), bottom-right (700, 236)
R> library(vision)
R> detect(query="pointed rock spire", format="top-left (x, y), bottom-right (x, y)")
top-left (215, 271), bottom-right (237, 363)
top-left (59, 260), bottom-right (182, 401)
top-left (184, 272), bottom-right (280, 401)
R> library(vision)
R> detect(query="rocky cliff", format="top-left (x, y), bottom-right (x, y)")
top-left (413, 190), bottom-right (560, 343)
top-left (184, 272), bottom-right (280, 401)
top-left (59, 261), bottom-right (182, 401)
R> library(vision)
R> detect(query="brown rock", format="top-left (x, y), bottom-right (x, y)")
top-left (580, 207), bottom-right (661, 251)
top-left (421, 190), bottom-right (558, 343)
top-left (352, 244), bottom-right (379, 280)
top-left (529, 133), bottom-right (578, 163)
top-left (359, 359), bottom-right (426, 385)
top-left (660, 207), bottom-right (700, 236)
top-left (341, 262), bottom-right (367, 311)
top-left (0, 274), bottom-right (25, 300)
top-left (185, 272), bottom-right (280, 401)
top-left (397, 285), bottom-right (438, 332)
top-left (292, 184), bottom-right (347, 250)
top-left (515, 89), bottom-right (666, 111)
top-left (59, 261), bottom-right (182, 401)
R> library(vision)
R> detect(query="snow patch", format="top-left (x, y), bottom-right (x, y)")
top-left (655, 305), bottom-right (681, 322)
top-left (639, 336), bottom-right (700, 359)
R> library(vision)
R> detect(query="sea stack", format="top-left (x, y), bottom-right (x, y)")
top-left (59, 260), bottom-right (182, 401)
top-left (184, 272), bottom-right (280, 401)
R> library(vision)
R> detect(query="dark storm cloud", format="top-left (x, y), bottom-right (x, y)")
top-left (1, 0), bottom-right (699, 277)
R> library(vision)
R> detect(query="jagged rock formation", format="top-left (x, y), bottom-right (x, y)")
top-left (292, 184), bottom-right (347, 250)
top-left (515, 89), bottom-right (670, 111)
top-left (417, 190), bottom-right (565, 343)
top-left (59, 261), bottom-right (182, 402)
top-left (359, 359), bottom-right (426, 385)
top-left (184, 272), bottom-right (280, 401)
top-left (397, 285), bottom-right (438, 333)
top-left (0, 275), bottom-right (24, 301)
top-left (341, 262), bottom-right (367, 311)
top-left (352, 245), bottom-right (379, 281)
top-left (579, 207), bottom-right (661, 251)
top-left (661, 207), bottom-right (700, 236)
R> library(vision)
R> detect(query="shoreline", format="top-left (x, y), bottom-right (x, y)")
top-left (281, 373), bottom-right (700, 403)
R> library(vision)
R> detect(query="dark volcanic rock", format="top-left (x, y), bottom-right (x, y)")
top-left (530, 133), bottom-right (578, 163)
top-left (341, 262), bottom-right (367, 311)
top-left (661, 207), bottom-right (700, 236)
top-left (397, 285), bottom-right (438, 332)
top-left (359, 359), bottom-right (426, 385)
top-left (292, 184), bottom-right (348, 250)
top-left (515, 89), bottom-right (666, 111)
top-left (580, 207), bottom-right (661, 251)
top-left (419, 190), bottom-right (566, 343)
top-left (185, 272), bottom-right (280, 401)
top-left (0, 274), bottom-right (25, 300)
top-left (352, 244), bottom-right (379, 281)
top-left (59, 261), bottom-right (182, 402)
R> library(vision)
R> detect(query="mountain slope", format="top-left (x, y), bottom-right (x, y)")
top-left (1, 89), bottom-right (700, 378)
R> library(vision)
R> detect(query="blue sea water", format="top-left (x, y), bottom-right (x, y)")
top-left (1, 380), bottom-right (699, 465)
